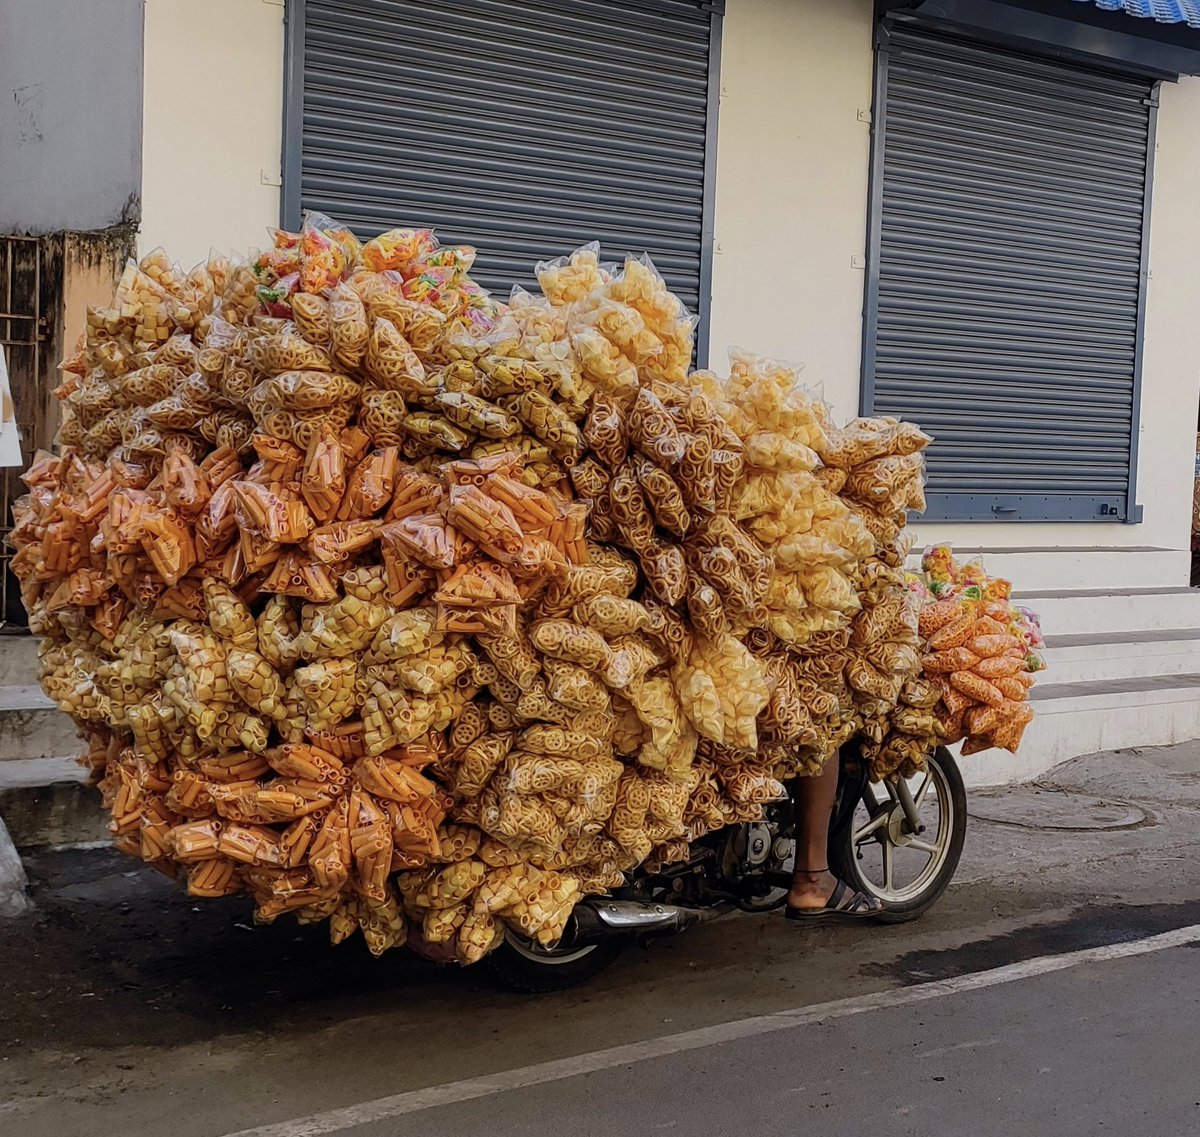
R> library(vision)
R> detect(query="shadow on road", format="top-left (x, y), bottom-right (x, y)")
top-left (2, 847), bottom-right (497, 1050)
top-left (866, 898), bottom-right (1200, 982)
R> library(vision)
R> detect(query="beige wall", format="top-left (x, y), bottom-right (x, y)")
top-left (708, 0), bottom-right (874, 424)
top-left (135, 0), bottom-right (1200, 585)
top-left (710, 1), bottom-right (1200, 584)
top-left (1132, 73), bottom-right (1200, 554)
top-left (139, 0), bottom-right (285, 269)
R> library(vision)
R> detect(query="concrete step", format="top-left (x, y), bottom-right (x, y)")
top-left (958, 672), bottom-right (1200, 787)
top-left (0, 684), bottom-right (79, 762)
top-left (0, 634), bottom-right (40, 685)
top-left (1042, 629), bottom-right (1200, 684)
top-left (0, 637), bottom-right (79, 762)
top-left (0, 635), bottom-right (94, 846)
top-left (906, 545), bottom-right (1188, 592)
top-left (0, 683), bottom-right (54, 711)
top-left (1014, 586), bottom-right (1200, 636)
top-left (0, 756), bottom-right (108, 848)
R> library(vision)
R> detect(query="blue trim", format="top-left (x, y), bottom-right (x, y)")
top-left (1073, 0), bottom-right (1200, 29)
top-left (905, 0), bottom-right (1200, 75)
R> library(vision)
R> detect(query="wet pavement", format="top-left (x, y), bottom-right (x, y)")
top-left (3, 741), bottom-right (1200, 1136)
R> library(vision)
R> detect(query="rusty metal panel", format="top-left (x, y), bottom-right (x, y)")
top-left (0, 235), bottom-right (53, 628)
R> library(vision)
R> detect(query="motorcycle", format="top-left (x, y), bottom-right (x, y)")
top-left (487, 744), bottom-right (967, 991)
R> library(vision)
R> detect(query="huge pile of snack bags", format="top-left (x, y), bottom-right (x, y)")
top-left (12, 214), bottom-right (1044, 961)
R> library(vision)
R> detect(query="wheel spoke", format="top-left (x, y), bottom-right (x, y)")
top-left (907, 837), bottom-right (939, 855)
top-left (882, 840), bottom-right (895, 891)
top-left (853, 809), bottom-right (890, 845)
top-left (914, 772), bottom-right (934, 810)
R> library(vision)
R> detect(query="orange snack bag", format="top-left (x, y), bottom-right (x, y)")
top-left (922, 647), bottom-right (980, 674)
top-left (975, 654), bottom-right (1026, 680)
top-left (140, 508), bottom-right (197, 586)
top-left (301, 425), bottom-right (346, 523)
top-left (967, 634), bottom-right (1021, 659)
top-left (927, 611), bottom-right (976, 651)
top-left (949, 671), bottom-right (1005, 708)
top-left (338, 447), bottom-right (399, 520)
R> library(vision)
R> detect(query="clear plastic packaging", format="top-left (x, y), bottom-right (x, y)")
top-left (382, 512), bottom-right (456, 569)
top-left (300, 424), bottom-right (346, 523)
top-left (436, 391), bottom-right (522, 440)
top-left (248, 326), bottom-right (333, 375)
top-left (627, 387), bottom-right (684, 467)
top-left (330, 282), bottom-right (370, 370)
top-left (139, 508), bottom-right (197, 586)
top-left (640, 539), bottom-right (689, 607)
top-left (292, 292), bottom-right (332, 345)
top-left (338, 447), bottom-right (399, 520)
top-left (528, 617), bottom-right (612, 675)
top-left (365, 316), bottom-right (431, 396)
top-left (18, 214), bottom-right (1049, 960)
top-left (503, 390), bottom-right (582, 457)
top-left (633, 455), bottom-right (690, 537)
top-left (570, 326), bottom-right (639, 399)
top-left (535, 242), bottom-right (607, 305)
top-left (253, 369), bottom-right (353, 412)
top-left (607, 464), bottom-right (655, 553)
top-left (361, 228), bottom-right (438, 273)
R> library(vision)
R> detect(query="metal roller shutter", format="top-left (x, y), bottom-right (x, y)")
top-left (284, 0), bottom-right (721, 322)
top-left (863, 22), bottom-right (1156, 522)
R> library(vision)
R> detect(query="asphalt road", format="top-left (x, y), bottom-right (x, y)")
top-left (369, 942), bottom-right (1200, 1137)
top-left (4, 742), bottom-right (1200, 1137)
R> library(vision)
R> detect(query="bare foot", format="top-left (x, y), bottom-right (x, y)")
top-left (787, 868), bottom-right (838, 910)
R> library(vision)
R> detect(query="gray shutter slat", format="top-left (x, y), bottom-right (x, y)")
top-left (865, 24), bottom-right (1151, 522)
top-left (878, 296), bottom-right (1136, 327)
top-left (295, 0), bottom-right (716, 313)
top-left (878, 274), bottom-right (1139, 308)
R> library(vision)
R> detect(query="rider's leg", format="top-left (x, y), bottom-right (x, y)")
top-left (787, 756), bottom-right (840, 909)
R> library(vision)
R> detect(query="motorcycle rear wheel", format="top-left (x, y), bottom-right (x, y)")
top-left (487, 929), bottom-right (626, 992)
top-left (829, 745), bottom-right (966, 923)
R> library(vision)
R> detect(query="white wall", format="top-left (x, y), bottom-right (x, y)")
top-left (711, 1), bottom-right (1200, 587)
top-left (139, 0), bottom-right (285, 268)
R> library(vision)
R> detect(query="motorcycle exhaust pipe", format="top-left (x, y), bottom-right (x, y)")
top-left (564, 898), bottom-right (704, 946)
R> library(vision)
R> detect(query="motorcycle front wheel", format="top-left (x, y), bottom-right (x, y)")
top-left (829, 745), bottom-right (966, 923)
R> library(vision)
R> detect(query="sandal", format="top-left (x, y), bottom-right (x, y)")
top-left (784, 879), bottom-right (883, 924)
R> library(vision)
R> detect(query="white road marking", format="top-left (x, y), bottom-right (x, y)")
top-left (218, 922), bottom-right (1200, 1137)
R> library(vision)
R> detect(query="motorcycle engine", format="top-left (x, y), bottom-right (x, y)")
top-left (718, 804), bottom-right (795, 907)
top-left (740, 823), bottom-right (773, 868)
